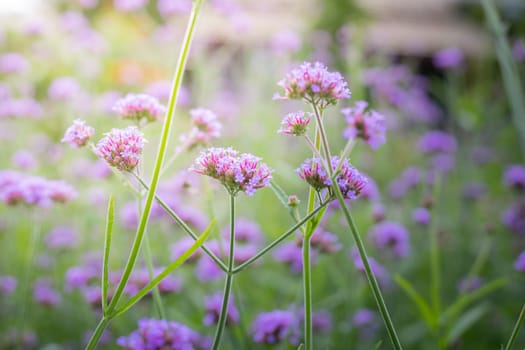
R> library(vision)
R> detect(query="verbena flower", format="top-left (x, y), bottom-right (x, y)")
top-left (504, 164), bottom-right (525, 191)
top-left (0, 276), bottom-right (16, 295)
top-left (514, 250), bottom-right (525, 272)
top-left (61, 119), bottom-right (95, 148)
top-left (296, 157), bottom-right (367, 200)
top-left (342, 101), bottom-right (386, 149)
top-left (368, 221), bottom-right (410, 258)
top-left (113, 93), bottom-right (166, 124)
top-left (417, 130), bottom-right (457, 154)
top-left (33, 278), bottom-right (61, 306)
top-left (203, 293), bottom-right (240, 326)
top-left (251, 310), bottom-right (300, 345)
top-left (352, 309), bottom-right (379, 339)
top-left (47, 77), bottom-right (81, 101)
top-left (412, 207), bottom-right (431, 225)
top-left (274, 61), bottom-right (350, 107)
top-left (433, 47), bottom-right (464, 69)
top-left (116, 318), bottom-right (207, 350)
top-left (45, 226), bottom-right (79, 249)
top-left (95, 126), bottom-right (146, 172)
top-left (277, 111), bottom-right (312, 136)
top-left (502, 199), bottom-right (525, 235)
top-left (0, 53), bottom-right (29, 74)
top-left (179, 108), bottom-right (222, 149)
top-left (274, 241), bottom-right (315, 273)
top-left (190, 147), bottom-right (272, 196)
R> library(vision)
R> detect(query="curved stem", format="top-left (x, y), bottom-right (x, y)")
top-left (504, 303), bottom-right (525, 350)
top-left (303, 235), bottom-right (313, 350)
top-left (212, 195), bottom-right (236, 350)
top-left (85, 317), bottom-right (110, 350)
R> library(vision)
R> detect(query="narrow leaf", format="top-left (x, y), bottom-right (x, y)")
top-left (270, 180), bottom-right (293, 216)
top-left (445, 303), bottom-right (489, 345)
top-left (113, 219), bottom-right (215, 317)
top-left (394, 274), bottom-right (435, 329)
top-left (372, 340), bottom-right (383, 350)
top-left (101, 194), bottom-right (114, 314)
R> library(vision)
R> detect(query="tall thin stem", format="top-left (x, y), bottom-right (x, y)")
top-left (212, 195), bottom-right (236, 350)
top-left (303, 235), bottom-right (313, 350)
top-left (504, 303), bottom-right (525, 350)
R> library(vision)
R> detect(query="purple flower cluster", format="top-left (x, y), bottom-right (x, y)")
top-left (352, 308), bottom-right (379, 339)
top-left (274, 241), bottom-right (312, 273)
top-left (341, 101), bottom-right (386, 149)
top-left (95, 126), bottom-right (146, 172)
top-left (113, 93), bottom-right (166, 124)
top-left (514, 250), bottom-right (525, 272)
top-left (0, 52), bottom-right (30, 74)
top-left (504, 165), bottom-right (525, 191)
top-left (388, 167), bottom-right (422, 200)
top-left (417, 131), bottom-right (457, 155)
top-left (502, 199), bottom-right (525, 235)
top-left (33, 278), bottom-right (61, 306)
top-left (61, 119), bottom-right (95, 148)
top-left (368, 221), bottom-right (410, 258)
top-left (180, 108), bottom-right (222, 149)
top-left (412, 207), bottom-right (431, 225)
top-left (0, 98), bottom-right (44, 119)
top-left (191, 147), bottom-right (272, 196)
top-left (274, 61), bottom-right (350, 107)
top-left (278, 111), bottom-right (312, 136)
top-left (0, 170), bottom-right (76, 207)
top-left (203, 293), bottom-right (240, 326)
top-left (45, 226), bottom-right (80, 249)
top-left (47, 76), bottom-right (81, 101)
top-left (117, 318), bottom-right (207, 350)
top-left (296, 156), bottom-right (367, 200)
top-left (349, 247), bottom-right (388, 285)
top-left (433, 47), bottom-right (464, 69)
top-left (251, 309), bottom-right (300, 345)
top-left (0, 275), bottom-right (16, 295)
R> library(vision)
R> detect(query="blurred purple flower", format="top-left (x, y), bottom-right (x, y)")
top-left (113, 93), bottom-right (166, 124)
top-left (462, 181), bottom-right (486, 200)
top-left (48, 77), bottom-right (81, 101)
top-left (274, 61), bottom-right (350, 107)
top-left (342, 101), bottom-right (386, 149)
top-left (77, 0), bottom-right (98, 9)
top-left (504, 164), bottom-right (525, 191)
top-left (369, 221), bottom-right (410, 258)
top-left (196, 253), bottom-right (223, 282)
top-left (252, 309), bottom-right (300, 345)
top-left (60, 11), bottom-right (90, 33)
top-left (33, 278), bottom-right (61, 306)
top-left (417, 130), bottom-right (457, 154)
top-left (157, 0), bottom-right (192, 16)
top-left (457, 276), bottom-right (484, 293)
top-left (412, 207), bottom-right (431, 226)
top-left (349, 247), bottom-right (389, 284)
top-left (114, 0), bottom-right (148, 12)
top-left (360, 174), bottom-right (381, 202)
top-left (0, 98), bottom-right (43, 119)
top-left (310, 229), bottom-right (342, 254)
top-left (433, 47), bottom-right (464, 69)
top-left (11, 150), bottom-right (37, 170)
top-left (502, 199), bottom-right (525, 235)
top-left (171, 237), bottom-right (203, 263)
top-left (65, 265), bottom-right (98, 290)
top-left (270, 30), bottom-right (302, 54)
top-left (179, 108), bottom-right (222, 149)
top-left (274, 241), bottom-right (309, 273)
top-left (221, 217), bottom-right (263, 245)
top-left (431, 153), bottom-right (455, 174)
top-left (203, 293), bottom-right (239, 326)
top-left (0, 275), bottom-right (17, 295)
top-left (514, 250), bottom-right (525, 272)
top-left (45, 226), bottom-right (79, 249)
top-left (352, 308), bottom-right (379, 339)
top-left (0, 53), bottom-right (29, 74)
top-left (62, 119), bottom-right (95, 148)
top-left (513, 39), bottom-right (525, 62)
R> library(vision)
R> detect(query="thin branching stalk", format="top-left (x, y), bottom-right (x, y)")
top-left (212, 195), bottom-right (236, 350)
top-left (101, 195), bottom-right (114, 314)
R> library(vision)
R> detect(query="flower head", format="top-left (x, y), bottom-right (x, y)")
top-left (341, 101), bottom-right (386, 149)
top-left (274, 61), bottom-right (350, 107)
top-left (179, 108), bottom-right (222, 149)
top-left (504, 164), bottom-right (525, 191)
top-left (433, 47), bottom-right (464, 69)
top-left (61, 119), bottom-right (95, 148)
top-left (368, 221), bottom-right (410, 258)
top-left (278, 111), bottom-right (312, 136)
top-left (112, 93), bottom-right (166, 124)
top-left (190, 147), bottom-right (272, 196)
top-left (417, 131), bottom-right (457, 154)
top-left (95, 126), bottom-right (146, 172)
top-left (296, 157), bottom-right (367, 200)
top-left (251, 310), bottom-right (300, 345)
top-left (502, 199), bottom-right (525, 235)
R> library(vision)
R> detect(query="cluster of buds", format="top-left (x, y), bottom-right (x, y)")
top-left (112, 93), bottom-right (166, 125)
top-left (95, 126), bottom-right (146, 172)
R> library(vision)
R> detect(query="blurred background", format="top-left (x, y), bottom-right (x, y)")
top-left (1, 0), bottom-right (525, 349)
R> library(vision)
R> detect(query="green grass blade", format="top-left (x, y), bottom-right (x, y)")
top-left (394, 274), bottom-right (436, 329)
top-left (503, 303), bottom-right (525, 350)
top-left (371, 340), bottom-right (383, 350)
top-left (445, 303), bottom-right (489, 345)
top-left (101, 194), bottom-right (114, 314)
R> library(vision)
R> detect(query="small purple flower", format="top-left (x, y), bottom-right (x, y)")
top-left (203, 293), bottom-right (240, 326)
top-left (274, 61), bottom-right (350, 107)
top-left (45, 226), bottom-right (79, 249)
top-left (62, 119), bottom-right (95, 148)
top-left (310, 229), bottom-right (342, 254)
top-left (349, 247), bottom-right (388, 284)
top-left (196, 255), bottom-right (223, 282)
top-left (417, 131), bottom-right (457, 155)
top-left (113, 93), bottom-right (166, 124)
top-left (48, 77), bottom-right (81, 101)
top-left (252, 310), bottom-right (300, 345)
top-left (352, 308), bottom-right (379, 339)
top-left (433, 47), bottom-right (464, 69)
top-left (95, 126), bottom-right (146, 172)
top-left (369, 221), bottom-right (410, 258)
top-left (157, 0), bottom-right (192, 16)
top-left (342, 101), bottom-right (386, 149)
top-left (296, 157), bottom-right (367, 200)
top-left (412, 207), bottom-right (431, 226)
top-left (114, 0), bottom-right (148, 12)
top-left (12, 150), bottom-right (37, 170)
top-left (191, 147), bottom-right (272, 196)
top-left (504, 165), bottom-right (525, 191)
top-left (513, 39), bottom-right (525, 62)
top-left (514, 250), bottom-right (525, 272)
top-left (0, 275), bottom-right (17, 295)
top-left (221, 217), bottom-right (263, 245)
top-left (65, 265), bottom-right (98, 290)
top-left (431, 153), bottom-right (455, 174)
top-left (117, 318), bottom-right (206, 350)
top-left (457, 276), bottom-right (484, 293)
top-left (179, 108), bottom-right (222, 149)
top-left (502, 199), bottom-right (525, 235)
top-left (462, 181), bottom-right (486, 200)
top-left (274, 241), bottom-right (307, 273)
top-left (270, 30), bottom-right (302, 54)
top-left (33, 278), bottom-right (61, 306)
top-left (278, 111), bottom-right (312, 136)
top-left (0, 53), bottom-right (29, 74)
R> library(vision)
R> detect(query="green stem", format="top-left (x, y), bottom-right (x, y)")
top-left (303, 234), bottom-right (313, 350)
top-left (101, 195), bottom-right (114, 314)
top-left (106, 0), bottom-right (204, 315)
top-left (85, 317), bottom-right (111, 350)
top-left (133, 174), bottom-right (227, 272)
top-left (232, 201), bottom-right (328, 274)
top-left (143, 234), bottom-right (167, 319)
top-left (332, 185), bottom-right (403, 350)
top-left (503, 303), bottom-right (525, 350)
top-left (212, 195), bottom-right (236, 350)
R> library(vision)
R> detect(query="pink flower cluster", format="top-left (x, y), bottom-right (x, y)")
top-left (95, 126), bottom-right (146, 172)
top-left (278, 111), bottom-right (312, 136)
top-left (61, 119), bottom-right (95, 148)
top-left (0, 170), bottom-right (77, 207)
top-left (180, 108), bottom-right (222, 149)
top-left (112, 93), bottom-right (166, 124)
top-left (342, 101), bottom-right (386, 150)
top-left (297, 157), bottom-right (367, 199)
top-left (191, 147), bottom-right (272, 196)
top-left (274, 61), bottom-right (350, 107)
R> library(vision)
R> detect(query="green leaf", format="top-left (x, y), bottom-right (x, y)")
top-left (394, 274), bottom-right (436, 329)
top-left (445, 303), bottom-right (489, 345)
top-left (371, 340), bottom-right (383, 350)
top-left (102, 194), bottom-right (114, 314)
top-left (440, 278), bottom-right (506, 325)
top-left (112, 219), bottom-right (215, 317)
top-left (270, 180), bottom-right (293, 215)
top-left (296, 344), bottom-right (304, 350)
